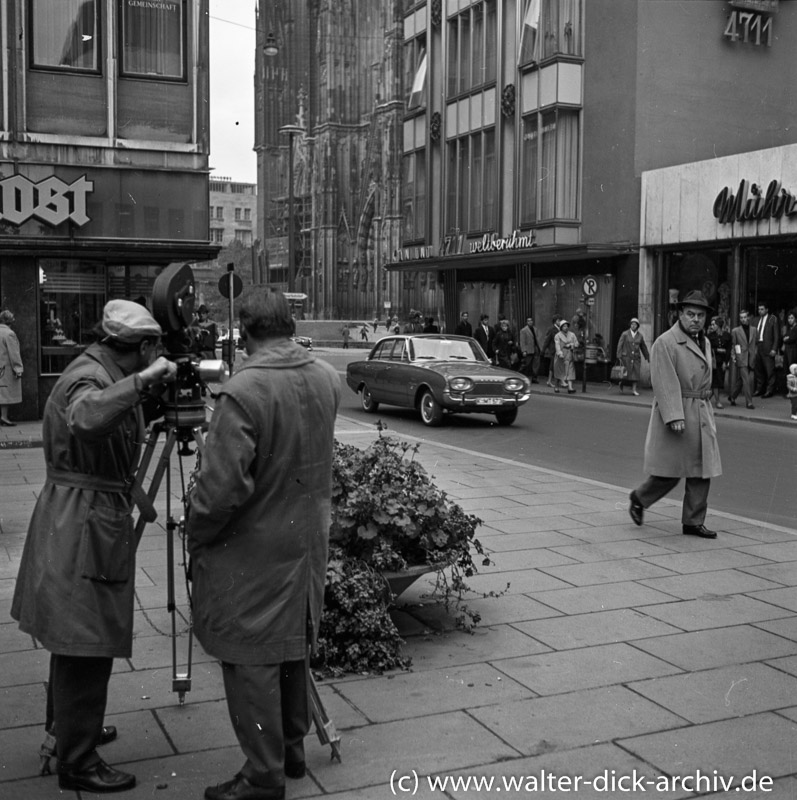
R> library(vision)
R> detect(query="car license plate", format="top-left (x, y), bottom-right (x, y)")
top-left (476, 398), bottom-right (503, 405)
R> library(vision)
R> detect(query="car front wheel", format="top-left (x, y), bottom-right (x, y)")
top-left (495, 407), bottom-right (518, 426)
top-left (361, 385), bottom-right (379, 413)
top-left (419, 390), bottom-right (444, 426)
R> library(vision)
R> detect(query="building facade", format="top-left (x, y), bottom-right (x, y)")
top-left (209, 178), bottom-right (258, 248)
top-left (393, 0), bottom-right (797, 372)
top-left (0, 0), bottom-right (217, 418)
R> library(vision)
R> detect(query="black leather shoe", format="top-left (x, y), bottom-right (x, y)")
top-left (628, 491), bottom-right (644, 526)
top-left (682, 524), bottom-right (718, 539)
top-left (58, 759), bottom-right (136, 793)
top-left (205, 774), bottom-right (285, 800)
top-left (285, 760), bottom-right (306, 779)
top-left (763, 392), bottom-right (774, 398)
top-left (746, 403), bottom-right (755, 409)
top-left (727, 397), bottom-right (736, 406)
top-left (100, 725), bottom-right (118, 745)
top-left (753, 391), bottom-right (763, 396)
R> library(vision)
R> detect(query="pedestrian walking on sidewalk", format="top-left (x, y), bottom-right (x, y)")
top-left (0, 309), bottom-right (23, 425)
top-left (728, 309), bottom-right (756, 409)
top-left (541, 316), bottom-right (561, 387)
top-left (616, 317), bottom-right (649, 396)
top-left (707, 316), bottom-right (731, 409)
top-left (628, 290), bottom-right (722, 539)
top-left (787, 363), bottom-right (797, 420)
top-left (341, 324), bottom-right (350, 349)
top-left (554, 319), bottom-right (578, 393)
top-left (10, 300), bottom-right (177, 793)
top-left (187, 289), bottom-right (340, 800)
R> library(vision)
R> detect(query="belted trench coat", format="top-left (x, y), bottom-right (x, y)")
top-left (11, 344), bottom-right (146, 657)
top-left (186, 340), bottom-right (340, 666)
top-left (643, 323), bottom-right (722, 479)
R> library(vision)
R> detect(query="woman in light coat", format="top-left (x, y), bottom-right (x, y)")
top-left (554, 319), bottom-right (579, 394)
top-left (0, 309), bottom-right (23, 425)
top-left (616, 317), bottom-right (649, 396)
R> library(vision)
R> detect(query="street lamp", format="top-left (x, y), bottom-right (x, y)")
top-left (279, 124), bottom-right (305, 294)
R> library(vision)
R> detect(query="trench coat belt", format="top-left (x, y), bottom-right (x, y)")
top-left (681, 390), bottom-right (712, 400)
top-left (46, 467), bottom-right (157, 523)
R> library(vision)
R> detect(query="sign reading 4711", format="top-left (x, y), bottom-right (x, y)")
top-left (582, 275), bottom-right (599, 297)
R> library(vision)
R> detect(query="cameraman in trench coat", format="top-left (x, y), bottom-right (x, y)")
top-left (628, 290), bottom-right (722, 539)
top-left (11, 300), bottom-right (176, 793)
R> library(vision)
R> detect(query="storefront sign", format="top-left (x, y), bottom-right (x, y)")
top-left (713, 179), bottom-right (797, 224)
top-left (724, 6), bottom-right (774, 46)
top-left (729, 0), bottom-right (778, 12)
top-left (0, 174), bottom-right (93, 227)
top-left (393, 244), bottom-right (436, 262)
top-left (468, 229), bottom-right (536, 254)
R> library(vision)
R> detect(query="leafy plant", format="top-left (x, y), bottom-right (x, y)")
top-left (314, 426), bottom-right (492, 675)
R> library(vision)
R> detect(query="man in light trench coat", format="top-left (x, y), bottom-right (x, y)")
top-left (628, 290), bottom-right (722, 539)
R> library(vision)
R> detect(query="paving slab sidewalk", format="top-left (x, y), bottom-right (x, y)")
top-left (1, 414), bottom-right (796, 798)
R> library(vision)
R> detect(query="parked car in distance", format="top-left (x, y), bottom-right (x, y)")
top-left (291, 335), bottom-right (313, 350)
top-left (346, 334), bottom-right (531, 426)
top-left (219, 327), bottom-right (242, 349)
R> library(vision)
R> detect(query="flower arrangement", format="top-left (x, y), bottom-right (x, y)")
top-left (314, 426), bottom-right (490, 676)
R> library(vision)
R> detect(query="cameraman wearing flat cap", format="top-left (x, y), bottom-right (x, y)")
top-left (12, 299), bottom-right (176, 793)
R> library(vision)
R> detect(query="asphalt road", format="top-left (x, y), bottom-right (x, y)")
top-left (324, 351), bottom-right (797, 531)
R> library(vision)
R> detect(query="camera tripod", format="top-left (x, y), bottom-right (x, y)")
top-left (135, 415), bottom-right (206, 705)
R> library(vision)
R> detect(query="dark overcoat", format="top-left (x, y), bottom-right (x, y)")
top-left (11, 344), bottom-right (145, 657)
top-left (186, 340), bottom-right (340, 665)
top-left (643, 323), bottom-right (722, 479)
top-left (616, 328), bottom-right (649, 382)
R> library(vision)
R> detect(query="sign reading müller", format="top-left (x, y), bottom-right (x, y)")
top-left (0, 174), bottom-right (94, 227)
top-left (713, 178), bottom-right (797, 225)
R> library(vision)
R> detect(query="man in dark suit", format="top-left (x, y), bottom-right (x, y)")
top-left (753, 301), bottom-right (780, 397)
top-left (454, 311), bottom-right (473, 337)
top-left (729, 308), bottom-right (756, 409)
top-left (474, 314), bottom-right (494, 359)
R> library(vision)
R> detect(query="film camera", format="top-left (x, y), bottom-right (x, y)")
top-left (151, 263), bottom-right (229, 428)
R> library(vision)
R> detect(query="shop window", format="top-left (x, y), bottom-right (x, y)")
top-left (532, 274), bottom-right (615, 360)
top-left (446, 129), bottom-right (496, 234)
top-left (31, 0), bottom-right (100, 72)
top-left (405, 36), bottom-right (427, 110)
top-left (120, 0), bottom-right (185, 80)
top-left (447, 0), bottom-right (496, 98)
top-left (665, 251), bottom-right (731, 330)
top-left (520, 108), bottom-right (579, 224)
top-left (519, 0), bottom-right (583, 66)
top-left (39, 260), bottom-right (105, 375)
top-left (402, 149), bottom-right (426, 241)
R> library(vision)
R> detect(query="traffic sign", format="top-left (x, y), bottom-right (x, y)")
top-left (218, 272), bottom-right (243, 299)
top-left (582, 275), bottom-right (599, 297)
top-left (283, 292), bottom-right (307, 300)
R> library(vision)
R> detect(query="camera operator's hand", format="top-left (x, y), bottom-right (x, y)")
top-left (138, 357), bottom-right (178, 389)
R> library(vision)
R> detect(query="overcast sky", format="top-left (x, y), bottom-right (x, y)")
top-left (209, 2), bottom-right (257, 183)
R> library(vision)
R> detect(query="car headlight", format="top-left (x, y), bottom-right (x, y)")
top-left (449, 376), bottom-right (474, 392)
top-left (503, 377), bottom-right (527, 392)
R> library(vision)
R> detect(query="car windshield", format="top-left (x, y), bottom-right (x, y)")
top-left (410, 338), bottom-right (487, 362)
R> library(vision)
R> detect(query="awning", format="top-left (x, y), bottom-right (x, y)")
top-left (386, 242), bottom-right (637, 272)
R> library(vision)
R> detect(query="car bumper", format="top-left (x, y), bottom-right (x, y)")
top-left (442, 391), bottom-right (530, 410)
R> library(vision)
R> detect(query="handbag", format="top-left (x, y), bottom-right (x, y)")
top-left (610, 361), bottom-right (626, 381)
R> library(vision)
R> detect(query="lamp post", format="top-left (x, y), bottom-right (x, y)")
top-left (279, 124), bottom-right (305, 294)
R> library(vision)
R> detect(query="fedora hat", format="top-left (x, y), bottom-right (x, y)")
top-left (676, 290), bottom-right (714, 312)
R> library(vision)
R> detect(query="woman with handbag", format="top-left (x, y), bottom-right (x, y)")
top-left (492, 319), bottom-right (520, 370)
top-left (616, 317), bottom-right (649, 396)
top-left (554, 319), bottom-right (579, 393)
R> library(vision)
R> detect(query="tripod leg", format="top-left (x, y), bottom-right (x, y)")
top-left (134, 428), bottom-right (178, 542)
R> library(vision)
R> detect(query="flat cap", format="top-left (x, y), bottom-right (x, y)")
top-left (101, 299), bottom-right (162, 343)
